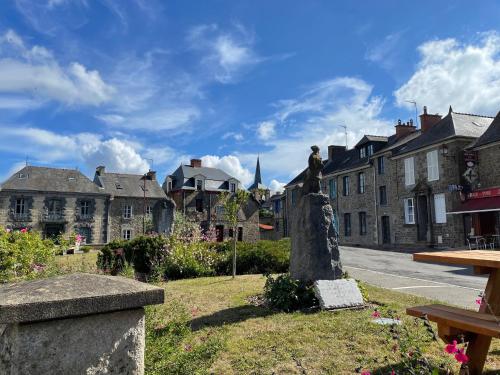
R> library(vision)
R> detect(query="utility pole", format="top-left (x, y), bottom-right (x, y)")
top-left (405, 100), bottom-right (419, 128)
top-left (338, 125), bottom-right (348, 149)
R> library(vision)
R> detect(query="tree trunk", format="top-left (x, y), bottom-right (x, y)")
top-left (232, 226), bottom-right (237, 278)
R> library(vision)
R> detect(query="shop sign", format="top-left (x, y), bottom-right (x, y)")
top-left (468, 187), bottom-right (500, 199)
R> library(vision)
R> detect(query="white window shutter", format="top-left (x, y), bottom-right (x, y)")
top-left (405, 157), bottom-right (415, 186)
top-left (404, 199), bottom-right (409, 223)
top-left (434, 193), bottom-right (447, 223)
top-left (427, 150), bottom-right (439, 181)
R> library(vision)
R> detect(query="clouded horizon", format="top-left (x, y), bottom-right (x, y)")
top-left (1, 1), bottom-right (499, 192)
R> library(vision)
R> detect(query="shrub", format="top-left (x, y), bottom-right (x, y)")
top-left (96, 240), bottom-right (127, 275)
top-left (0, 227), bottom-right (56, 282)
top-left (263, 273), bottom-right (318, 312)
top-left (215, 239), bottom-right (290, 275)
top-left (80, 245), bottom-right (92, 253)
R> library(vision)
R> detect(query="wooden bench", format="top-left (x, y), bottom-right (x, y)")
top-left (407, 304), bottom-right (500, 343)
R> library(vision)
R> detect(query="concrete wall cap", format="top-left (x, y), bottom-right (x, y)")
top-left (0, 273), bottom-right (164, 323)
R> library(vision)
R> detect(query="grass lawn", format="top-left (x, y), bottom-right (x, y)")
top-left (51, 253), bottom-right (500, 374)
top-left (146, 275), bottom-right (500, 375)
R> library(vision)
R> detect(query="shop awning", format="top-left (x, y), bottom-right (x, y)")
top-left (259, 223), bottom-right (274, 230)
top-left (448, 197), bottom-right (500, 215)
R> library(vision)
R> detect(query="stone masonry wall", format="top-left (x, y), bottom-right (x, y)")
top-left (477, 143), bottom-right (500, 189)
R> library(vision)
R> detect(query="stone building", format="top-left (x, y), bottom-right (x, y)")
top-left (285, 107), bottom-right (496, 249)
top-left (260, 192), bottom-right (288, 240)
top-left (164, 159), bottom-right (260, 242)
top-left (0, 165), bottom-right (174, 244)
top-left (93, 166), bottom-right (174, 242)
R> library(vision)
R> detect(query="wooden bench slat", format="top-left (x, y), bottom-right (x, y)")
top-left (407, 304), bottom-right (500, 338)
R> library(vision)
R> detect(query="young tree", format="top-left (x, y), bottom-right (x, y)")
top-left (221, 189), bottom-right (251, 278)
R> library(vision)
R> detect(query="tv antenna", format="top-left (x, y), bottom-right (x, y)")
top-left (405, 100), bottom-right (419, 128)
top-left (338, 125), bottom-right (348, 149)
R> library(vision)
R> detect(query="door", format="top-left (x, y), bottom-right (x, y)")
top-left (417, 195), bottom-right (428, 241)
top-left (77, 227), bottom-right (91, 244)
top-left (44, 224), bottom-right (64, 239)
top-left (215, 225), bottom-right (224, 242)
top-left (381, 216), bottom-right (390, 244)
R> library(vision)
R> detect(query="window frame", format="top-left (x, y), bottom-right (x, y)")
top-left (80, 200), bottom-right (90, 217)
top-left (360, 147), bottom-right (366, 159)
top-left (344, 213), bottom-right (351, 237)
top-left (195, 198), bottom-right (203, 212)
top-left (342, 176), bottom-right (350, 196)
top-left (359, 212), bottom-right (367, 235)
top-left (404, 157), bottom-right (415, 186)
top-left (379, 186), bottom-right (387, 206)
top-left (230, 182), bottom-right (236, 193)
top-left (15, 198), bottom-right (25, 214)
top-left (377, 156), bottom-right (385, 175)
top-left (358, 172), bottom-right (365, 194)
top-left (122, 229), bottom-right (132, 241)
top-left (122, 205), bottom-right (133, 219)
top-left (404, 198), bottom-right (415, 224)
top-left (434, 193), bottom-right (447, 224)
top-left (196, 179), bottom-right (203, 191)
top-left (328, 178), bottom-right (337, 199)
top-left (427, 150), bottom-right (439, 181)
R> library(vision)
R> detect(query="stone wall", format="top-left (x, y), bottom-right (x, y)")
top-left (0, 191), bottom-right (108, 244)
top-left (477, 142), bottom-right (500, 188)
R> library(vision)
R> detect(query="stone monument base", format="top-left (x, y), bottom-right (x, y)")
top-left (314, 279), bottom-right (364, 310)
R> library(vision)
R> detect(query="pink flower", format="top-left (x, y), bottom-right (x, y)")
top-left (20, 228), bottom-right (27, 233)
top-left (361, 372), bottom-right (371, 375)
top-left (5, 228), bottom-right (11, 233)
top-left (32, 263), bottom-right (46, 273)
top-left (454, 348), bottom-right (469, 363)
top-left (391, 371), bottom-right (396, 375)
top-left (371, 310), bottom-right (381, 318)
top-left (444, 340), bottom-right (458, 354)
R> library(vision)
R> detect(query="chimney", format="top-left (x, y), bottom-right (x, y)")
top-left (419, 106), bottom-right (442, 132)
top-left (146, 170), bottom-right (157, 181)
top-left (190, 159), bottom-right (202, 168)
top-left (95, 165), bottom-right (105, 176)
top-left (328, 145), bottom-right (347, 160)
top-left (394, 119), bottom-right (417, 139)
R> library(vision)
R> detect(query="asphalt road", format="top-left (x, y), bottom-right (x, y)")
top-left (339, 246), bottom-right (487, 309)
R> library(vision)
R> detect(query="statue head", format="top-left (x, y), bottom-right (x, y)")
top-left (311, 145), bottom-right (320, 153)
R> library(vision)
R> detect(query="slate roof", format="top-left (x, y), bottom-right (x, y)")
top-left (355, 135), bottom-right (389, 147)
top-left (0, 166), bottom-right (105, 194)
top-left (392, 111), bottom-right (493, 157)
top-left (169, 164), bottom-right (239, 191)
top-left (472, 111), bottom-right (500, 149)
top-left (95, 172), bottom-right (166, 198)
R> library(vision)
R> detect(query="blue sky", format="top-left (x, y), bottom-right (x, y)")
top-left (1, 1), bottom-right (500, 192)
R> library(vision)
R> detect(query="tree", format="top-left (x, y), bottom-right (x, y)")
top-left (221, 189), bottom-right (251, 278)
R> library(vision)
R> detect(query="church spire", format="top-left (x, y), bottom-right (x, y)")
top-left (254, 156), bottom-right (262, 185)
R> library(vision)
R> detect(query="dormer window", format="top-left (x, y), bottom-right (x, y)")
top-left (230, 182), bottom-right (236, 193)
top-left (360, 148), bottom-right (366, 159)
top-left (367, 144), bottom-right (374, 156)
top-left (196, 179), bottom-right (203, 191)
top-left (18, 173), bottom-right (27, 179)
top-left (115, 182), bottom-right (123, 189)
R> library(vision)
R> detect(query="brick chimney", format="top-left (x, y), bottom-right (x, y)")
top-left (395, 119), bottom-right (417, 139)
top-left (419, 106), bottom-right (442, 132)
top-left (328, 145), bottom-right (347, 160)
top-left (95, 165), bottom-right (105, 176)
top-left (190, 159), bottom-right (202, 168)
top-left (146, 170), bottom-right (156, 181)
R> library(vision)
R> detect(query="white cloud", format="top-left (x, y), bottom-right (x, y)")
top-left (365, 31), bottom-right (405, 69)
top-left (236, 77), bottom-right (392, 182)
top-left (0, 125), bottom-right (150, 174)
top-left (269, 179), bottom-right (285, 194)
top-left (200, 155), bottom-right (254, 186)
top-left (222, 132), bottom-right (244, 141)
top-left (257, 121), bottom-right (276, 140)
top-left (0, 30), bottom-right (114, 108)
top-left (394, 32), bottom-right (500, 115)
top-left (187, 23), bottom-right (260, 84)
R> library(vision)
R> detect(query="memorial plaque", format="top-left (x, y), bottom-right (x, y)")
top-left (314, 279), bottom-right (364, 310)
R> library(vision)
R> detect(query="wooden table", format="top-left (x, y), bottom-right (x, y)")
top-left (413, 250), bottom-right (500, 374)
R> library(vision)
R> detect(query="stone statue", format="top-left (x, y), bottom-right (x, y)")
top-left (302, 145), bottom-right (323, 195)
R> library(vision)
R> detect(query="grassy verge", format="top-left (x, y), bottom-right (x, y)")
top-left (146, 275), bottom-right (500, 374)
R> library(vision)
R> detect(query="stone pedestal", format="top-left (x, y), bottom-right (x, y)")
top-left (0, 273), bottom-right (164, 375)
top-left (290, 193), bottom-right (342, 282)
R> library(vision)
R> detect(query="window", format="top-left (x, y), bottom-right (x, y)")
top-left (15, 198), bottom-right (25, 214)
top-left (359, 212), bottom-right (367, 235)
top-left (122, 229), bottom-right (132, 240)
top-left (18, 173), bottom-right (27, 179)
top-left (115, 182), bottom-right (122, 189)
top-left (196, 179), bottom-right (203, 191)
top-left (123, 205), bottom-right (133, 219)
top-left (237, 227), bottom-right (243, 241)
top-left (404, 198), bottom-right (415, 224)
top-left (328, 179), bottom-right (337, 199)
top-left (379, 186), bottom-right (387, 206)
top-left (167, 181), bottom-right (173, 191)
top-left (404, 157), bottom-right (415, 186)
top-left (427, 150), bottom-right (439, 181)
top-left (344, 213), bottom-right (351, 237)
top-left (377, 156), bottom-right (385, 175)
top-left (367, 144), bottom-right (374, 156)
top-left (195, 199), bottom-right (203, 212)
top-left (146, 205), bottom-right (152, 215)
top-left (80, 200), bottom-right (90, 216)
top-left (228, 228), bottom-right (234, 237)
top-left (48, 199), bottom-right (62, 215)
top-left (360, 147), bottom-right (366, 159)
top-left (434, 193), bottom-right (447, 223)
top-left (230, 182), bottom-right (236, 193)
top-left (358, 172), bottom-right (365, 194)
top-left (342, 176), bottom-right (350, 196)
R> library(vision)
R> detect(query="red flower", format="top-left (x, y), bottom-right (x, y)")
top-left (361, 371), bottom-right (371, 375)
top-left (391, 370), bottom-right (396, 375)
top-left (20, 228), bottom-right (28, 233)
top-left (444, 340), bottom-right (458, 354)
top-left (455, 348), bottom-right (469, 364)
top-left (371, 310), bottom-right (381, 318)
